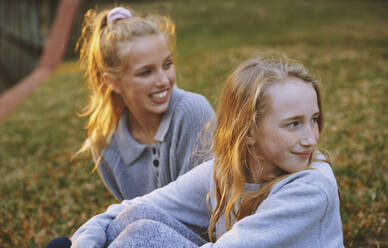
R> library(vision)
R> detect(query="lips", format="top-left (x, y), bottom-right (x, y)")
top-left (291, 151), bottom-right (312, 159)
top-left (149, 88), bottom-right (169, 104)
top-left (150, 90), bottom-right (168, 99)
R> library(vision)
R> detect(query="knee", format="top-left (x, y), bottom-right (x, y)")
top-left (110, 219), bottom-right (164, 242)
top-left (113, 202), bottom-right (165, 225)
top-left (107, 203), bottom-right (168, 245)
top-left (107, 203), bottom-right (164, 244)
top-left (129, 219), bottom-right (163, 233)
top-left (108, 220), bottom-right (168, 248)
top-left (117, 219), bottom-right (169, 241)
top-left (119, 202), bottom-right (161, 219)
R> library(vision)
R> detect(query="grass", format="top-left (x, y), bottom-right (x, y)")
top-left (1, 0), bottom-right (387, 247)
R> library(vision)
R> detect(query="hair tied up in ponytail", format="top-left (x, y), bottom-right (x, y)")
top-left (107, 7), bottom-right (133, 24)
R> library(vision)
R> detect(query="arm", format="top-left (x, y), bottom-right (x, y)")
top-left (71, 160), bottom-right (213, 248)
top-left (201, 170), bottom-right (342, 248)
top-left (137, 159), bottom-right (213, 228)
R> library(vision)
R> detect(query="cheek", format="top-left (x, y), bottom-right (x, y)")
top-left (133, 80), bottom-right (151, 92)
top-left (121, 82), bottom-right (149, 101)
top-left (261, 132), bottom-right (287, 155)
top-left (267, 126), bottom-right (291, 144)
top-left (168, 67), bottom-right (176, 82)
top-left (314, 128), bottom-right (320, 142)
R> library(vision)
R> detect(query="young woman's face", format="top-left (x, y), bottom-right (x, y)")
top-left (116, 35), bottom-right (176, 120)
top-left (255, 77), bottom-right (320, 177)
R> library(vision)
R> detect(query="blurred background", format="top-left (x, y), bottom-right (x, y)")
top-left (0, 0), bottom-right (387, 247)
top-left (0, 0), bottom-right (59, 93)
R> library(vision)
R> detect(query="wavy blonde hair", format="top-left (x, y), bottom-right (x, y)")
top-left (75, 7), bottom-right (176, 166)
top-left (207, 56), bottom-right (326, 241)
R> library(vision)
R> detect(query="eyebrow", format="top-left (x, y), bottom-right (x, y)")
top-left (133, 54), bottom-right (173, 72)
top-left (282, 111), bottom-right (320, 121)
top-left (164, 54), bottom-right (173, 61)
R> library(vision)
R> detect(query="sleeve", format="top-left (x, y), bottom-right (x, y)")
top-left (71, 202), bottom-right (129, 248)
top-left (173, 93), bottom-right (215, 177)
top-left (201, 173), bottom-right (333, 248)
top-left (70, 160), bottom-right (213, 248)
top-left (138, 160), bottom-right (213, 228)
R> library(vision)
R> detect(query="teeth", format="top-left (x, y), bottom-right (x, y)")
top-left (151, 90), bottom-right (168, 99)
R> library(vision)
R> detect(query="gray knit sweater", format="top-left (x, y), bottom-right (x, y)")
top-left (96, 86), bottom-right (215, 200)
top-left (72, 155), bottom-right (344, 247)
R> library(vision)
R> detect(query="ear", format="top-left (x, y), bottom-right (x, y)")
top-left (103, 72), bottom-right (122, 94)
top-left (246, 129), bottom-right (257, 145)
top-left (246, 136), bottom-right (256, 145)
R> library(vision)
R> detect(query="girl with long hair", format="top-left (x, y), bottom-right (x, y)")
top-left (70, 57), bottom-right (343, 248)
top-left (46, 6), bottom-right (215, 248)
top-left (74, 6), bottom-right (214, 200)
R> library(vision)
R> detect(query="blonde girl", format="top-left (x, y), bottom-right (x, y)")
top-left (46, 6), bottom-right (215, 248)
top-left (70, 57), bottom-right (343, 248)
top-left (75, 6), bottom-right (214, 201)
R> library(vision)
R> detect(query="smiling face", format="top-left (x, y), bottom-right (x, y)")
top-left (255, 77), bottom-right (320, 178)
top-left (114, 35), bottom-right (176, 121)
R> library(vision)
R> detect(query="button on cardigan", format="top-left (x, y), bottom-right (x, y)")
top-left (96, 86), bottom-right (215, 201)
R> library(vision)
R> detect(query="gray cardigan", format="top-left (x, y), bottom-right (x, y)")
top-left (72, 155), bottom-right (344, 247)
top-left (96, 86), bottom-right (215, 200)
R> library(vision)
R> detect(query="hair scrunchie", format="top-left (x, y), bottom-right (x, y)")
top-left (107, 7), bottom-right (132, 24)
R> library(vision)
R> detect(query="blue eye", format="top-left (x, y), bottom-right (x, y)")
top-left (138, 69), bottom-right (151, 76)
top-left (288, 121), bottom-right (299, 127)
top-left (163, 61), bottom-right (173, 70)
top-left (312, 117), bottom-right (319, 124)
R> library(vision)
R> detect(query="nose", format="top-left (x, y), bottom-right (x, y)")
top-left (300, 125), bottom-right (318, 147)
top-left (156, 70), bottom-right (170, 87)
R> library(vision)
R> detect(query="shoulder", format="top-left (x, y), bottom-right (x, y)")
top-left (173, 87), bottom-right (214, 118)
top-left (253, 168), bottom-right (338, 224)
top-left (270, 165), bottom-right (339, 207)
top-left (310, 152), bottom-right (339, 189)
top-left (275, 152), bottom-right (338, 195)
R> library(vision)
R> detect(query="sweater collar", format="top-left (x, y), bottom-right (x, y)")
top-left (113, 86), bottom-right (183, 165)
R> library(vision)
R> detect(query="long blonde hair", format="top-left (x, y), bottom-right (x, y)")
top-left (75, 7), bottom-right (176, 166)
top-left (207, 57), bottom-right (325, 241)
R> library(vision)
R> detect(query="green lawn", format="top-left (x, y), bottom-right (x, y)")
top-left (1, 1), bottom-right (387, 247)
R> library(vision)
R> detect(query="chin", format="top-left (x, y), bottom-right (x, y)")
top-left (154, 103), bottom-right (170, 114)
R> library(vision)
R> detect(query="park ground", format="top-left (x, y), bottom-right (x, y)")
top-left (0, 1), bottom-right (387, 247)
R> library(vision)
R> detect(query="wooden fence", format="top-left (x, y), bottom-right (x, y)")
top-left (0, 0), bottom-right (59, 93)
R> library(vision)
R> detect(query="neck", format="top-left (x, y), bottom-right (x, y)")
top-left (246, 155), bottom-right (283, 184)
top-left (127, 110), bottom-right (162, 145)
